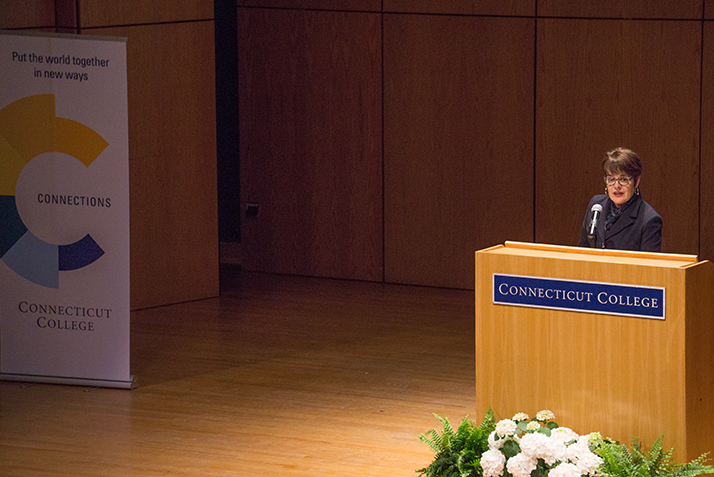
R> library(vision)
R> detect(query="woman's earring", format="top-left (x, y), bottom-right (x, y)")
top-left (605, 186), bottom-right (608, 194)
top-left (636, 187), bottom-right (640, 196)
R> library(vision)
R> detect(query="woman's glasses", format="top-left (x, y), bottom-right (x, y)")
top-left (604, 175), bottom-right (632, 187)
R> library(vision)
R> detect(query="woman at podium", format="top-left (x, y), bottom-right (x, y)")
top-left (578, 147), bottom-right (662, 252)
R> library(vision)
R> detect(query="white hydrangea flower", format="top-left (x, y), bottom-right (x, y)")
top-left (506, 453), bottom-right (538, 477)
top-left (495, 419), bottom-right (517, 438)
top-left (488, 430), bottom-right (504, 450)
top-left (578, 452), bottom-right (603, 475)
top-left (526, 421), bottom-right (541, 431)
top-left (549, 462), bottom-right (582, 477)
top-left (481, 448), bottom-right (506, 477)
top-left (512, 412), bottom-right (529, 422)
top-left (550, 426), bottom-right (579, 445)
top-left (519, 432), bottom-right (567, 465)
top-left (543, 437), bottom-right (568, 465)
top-left (536, 410), bottom-right (556, 422)
top-left (567, 442), bottom-right (603, 475)
top-left (567, 441), bottom-right (590, 461)
top-left (519, 432), bottom-right (551, 459)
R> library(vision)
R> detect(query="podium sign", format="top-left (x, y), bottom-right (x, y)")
top-left (493, 274), bottom-right (665, 319)
top-left (475, 242), bottom-right (714, 462)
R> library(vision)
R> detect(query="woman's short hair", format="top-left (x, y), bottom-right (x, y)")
top-left (601, 147), bottom-right (642, 178)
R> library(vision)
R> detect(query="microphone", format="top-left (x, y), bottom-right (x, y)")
top-left (588, 204), bottom-right (602, 237)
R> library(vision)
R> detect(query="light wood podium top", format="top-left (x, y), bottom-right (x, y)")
top-left (480, 241), bottom-right (699, 269)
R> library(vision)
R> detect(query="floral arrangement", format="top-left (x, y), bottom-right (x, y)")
top-left (481, 410), bottom-right (602, 477)
top-left (417, 409), bottom-right (714, 477)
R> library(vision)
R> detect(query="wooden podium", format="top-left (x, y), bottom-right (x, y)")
top-left (475, 242), bottom-right (714, 462)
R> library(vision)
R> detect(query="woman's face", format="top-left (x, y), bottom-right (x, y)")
top-left (605, 170), bottom-right (640, 207)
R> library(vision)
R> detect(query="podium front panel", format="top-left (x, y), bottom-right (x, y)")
top-left (475, 242), bottom-right (711, 461)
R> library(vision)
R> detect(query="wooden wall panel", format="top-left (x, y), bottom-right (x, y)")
top-left (384, 15), bottom-right (535, 289)
top-left (538, 0), bottom-right (703, 19)
top-left (78, 0), bottom-right (213, 27)
top-left (55, 0), bottom-right (78, 32)
top-left (236, 0), bottom-right (380, 10)
top-left (384, 0), bottom-right (534, 16)
top-left (701, 23), bottom-right (714, 262)
top-left (96, 22), bottom-right (218, 309)
top-left (239, 8), bottom-right (383, 281)
top-left (535, 19), bottom-right (700, 254)
top-left (0, 0), bottom-right (55, 29)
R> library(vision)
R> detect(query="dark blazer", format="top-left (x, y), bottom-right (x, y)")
top-left (578, 194), bottom-right (662, 252)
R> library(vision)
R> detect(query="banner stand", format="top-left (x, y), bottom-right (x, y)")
top-left (0, 373), bottom-right (138, 390)
top-left (1, 32), bottom-right (132, 389)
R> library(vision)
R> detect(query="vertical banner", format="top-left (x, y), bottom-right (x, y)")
top-left (0, 32), bottom-right (132, 388)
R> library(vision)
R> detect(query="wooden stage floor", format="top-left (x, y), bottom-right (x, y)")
top-left (0, 269), bottom-right (477, 476)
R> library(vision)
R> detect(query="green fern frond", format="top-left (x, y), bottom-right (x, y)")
top-left (642, 435), bottom-right (672, 475)
top-left (417, 414), bottom-right (458, 455)
top-left (670, 452), bottom-right (714, 477)
top-left (437, 414), bottom-right (455, 439)
top-left (456, 416), bottom-right (475, 438)
top-left (479, 407), bottom-right (496, 432)
top-left (416, 412), bottom-right (492, 477)
top-left (594, 439), bottom-right (637, 477)
top-left (594, 436), bottom-right (714, 477)
top-left (418, 428), bottom-right (444, 454)
top-left (670, 462), bottom-right (714, 477)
